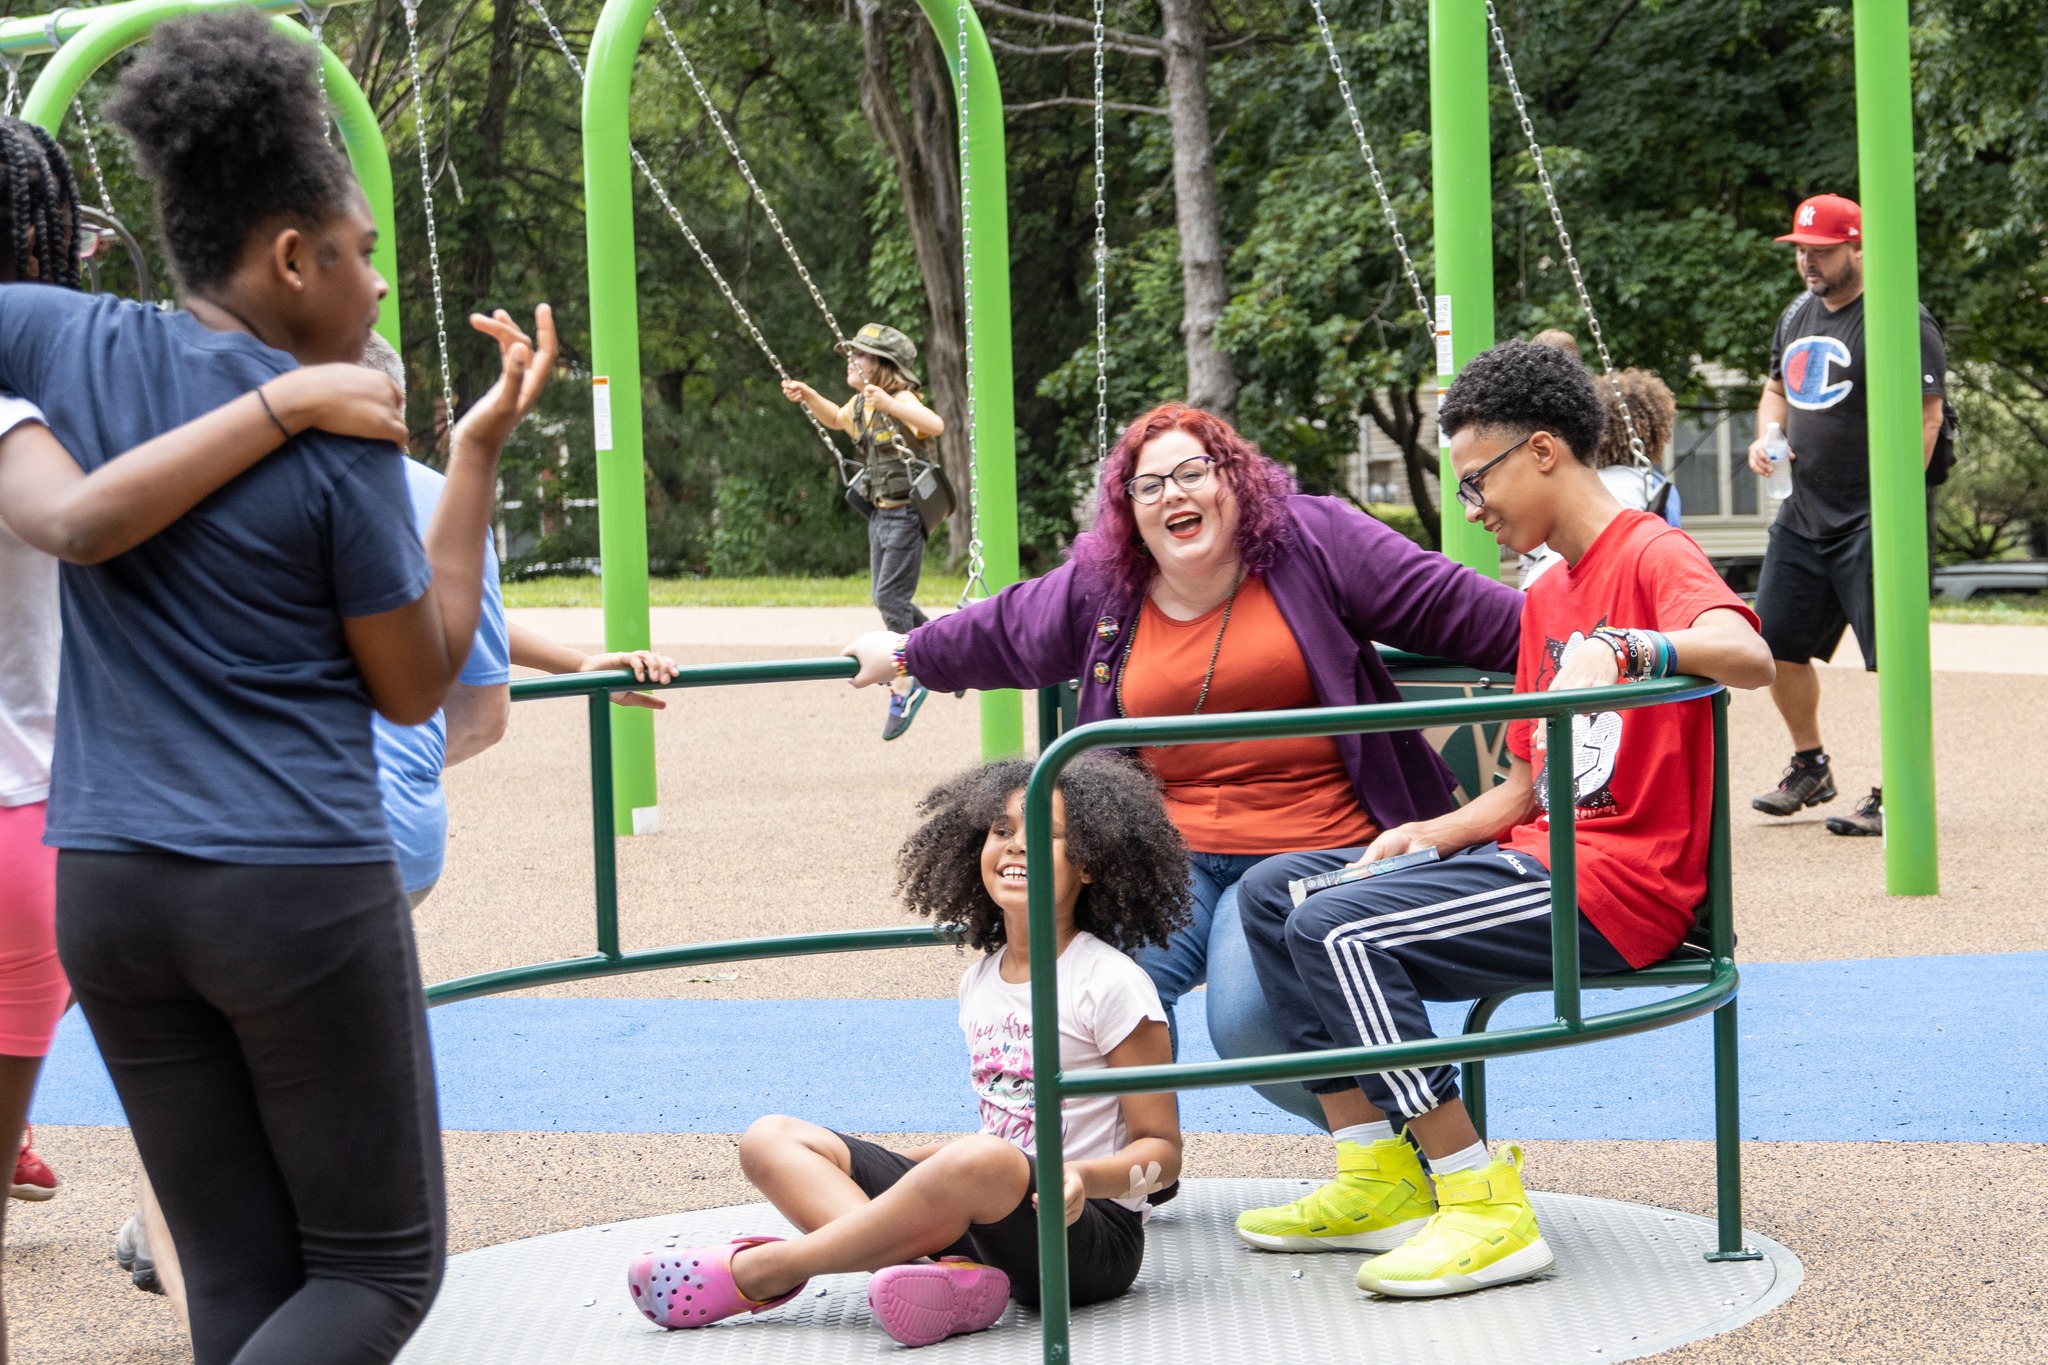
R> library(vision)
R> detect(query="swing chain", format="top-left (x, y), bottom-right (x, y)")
top-left (296, 1), bottom-right (335, 145)
top-left (1306, 0), bottom-right (1431, 328)
top-left (2, 54), bottom-right (23, 120)
top-left (1482, 0), bottom-right (1646, 464)
top-left (650, 7), bottom-right (846, 347)
top-left (955, 0), bottom-right (986, 605)
top-left (43, 11), bottom-right (116, 219)
top-left (523, 0), bottom-right (852, 479)
top-left (1090, 0), bottom-right (1108, 472)
top-left (402, 0), bottom-right (458, 436)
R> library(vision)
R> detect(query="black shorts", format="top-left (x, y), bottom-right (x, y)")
top-left (1755, 521), bottom-right (1877, 669)
top-left (836, 1132), bottom-right (1145, 1309)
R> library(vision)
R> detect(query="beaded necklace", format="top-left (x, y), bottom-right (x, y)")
top-left (1114, 571), bottom-right (1246, 719)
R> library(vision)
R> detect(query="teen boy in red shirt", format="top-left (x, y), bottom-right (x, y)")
top-left (1233, 340), bottom-right (1775, 1298)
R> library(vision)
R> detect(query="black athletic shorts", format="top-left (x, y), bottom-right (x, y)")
top-left (836, 1132), bottom-right (1144, 1309)
top-left (1755, 521), bottom-right (1878, 669)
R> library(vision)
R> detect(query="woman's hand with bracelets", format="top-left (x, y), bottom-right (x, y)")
top-left (845, 630), bottom-right (909, 687)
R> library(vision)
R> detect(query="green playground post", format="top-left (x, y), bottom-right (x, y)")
top-left (914, 0), bottom-right (1025, 760)
top-left (8, 0), bottom-right (396, 347)
top-left (1428, 0), bottom-right (1500, 577)
top-left (581, 0), bottom-right (1025, 826)
top-left (581, 0), bottom-right (661, 835)
top-left (1852, 0), bottom-right (1939, 895)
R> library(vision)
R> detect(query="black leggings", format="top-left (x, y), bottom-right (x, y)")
top-left (837, 1133), bottom-right (1145, 1309)
top-left (56, 851), bottom-right (444, 1365)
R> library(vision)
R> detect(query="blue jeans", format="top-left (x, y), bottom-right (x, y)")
top-left (1133, 851), bottom-right (1328, 1130)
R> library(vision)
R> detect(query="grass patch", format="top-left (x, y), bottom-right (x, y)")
top-left (502, 574), bottom-right (971, 610)
top-left (1929, 592), bottom-right (2048, 626)
top-left (506, 576), bottom-right (2048, 625)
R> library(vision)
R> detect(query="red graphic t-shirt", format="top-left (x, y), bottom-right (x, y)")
top-left (1503, 511), bottom-right (1759, 967)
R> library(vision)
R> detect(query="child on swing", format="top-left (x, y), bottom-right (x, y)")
top-left (781, 323), bottom-right (944, 740)
top-left (628, 758), bottom-right (1191, 1347)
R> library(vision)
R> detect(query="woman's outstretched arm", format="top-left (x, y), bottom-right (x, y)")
top-left (0, 364), bottom-right (406, 563)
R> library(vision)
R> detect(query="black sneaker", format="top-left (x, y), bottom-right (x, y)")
top-left (882, 680), bottom-right (929, 741)
top-left (1825, 787), bottom-right (1883, 837)
top-left (1752, 757), bottom-right (1837, 816)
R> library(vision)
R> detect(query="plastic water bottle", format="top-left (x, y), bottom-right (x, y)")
top-left (1763, 422), bottom-right (1793, 501)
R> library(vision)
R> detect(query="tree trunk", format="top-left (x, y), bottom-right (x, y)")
top-left (1362, 376), bottom-right (1440, 549)
top-left (856, 0), bottom-right (973, 564)
top-left (445, 0), bottom-right (525, 421)
top-left (1157, 0), bottom-right (1238, 421)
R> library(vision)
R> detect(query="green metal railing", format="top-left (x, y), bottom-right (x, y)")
top-left (427, 658), bottom-right (1757, 1364)
top-left (424, 656), bottom-right (964, 1007)
top-left (1020, 676), bottom-right (1757, 1360)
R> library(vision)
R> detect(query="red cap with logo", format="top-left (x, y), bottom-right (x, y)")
top-left (1776, 194), bottom-right (1861, 245)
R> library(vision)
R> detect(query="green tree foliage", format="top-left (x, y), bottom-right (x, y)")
top-left (16, 0), bottom-right (2043, 574)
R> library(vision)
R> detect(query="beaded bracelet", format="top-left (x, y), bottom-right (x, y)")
top-left (1589, 630), bottom-right (1630, 678)
top-left (891, 640), bottom-right (909, 679)
top-left (1591, 627), bottom-right (1675, 682)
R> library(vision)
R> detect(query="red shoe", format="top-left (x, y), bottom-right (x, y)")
top-left (13, 1126), bottom-right (59, 1201)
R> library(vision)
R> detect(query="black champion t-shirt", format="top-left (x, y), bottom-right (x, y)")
top-left (1767, 292), bottom-right (1945, 540)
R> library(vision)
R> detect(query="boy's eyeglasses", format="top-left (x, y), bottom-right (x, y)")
top-left (1455, 433), bottom-right (1538, 511)
top-left (1125, 455), bottom-right (1214, 504)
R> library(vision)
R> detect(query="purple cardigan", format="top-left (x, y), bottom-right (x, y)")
top-left (904, 495), bottom-right (1524, 833)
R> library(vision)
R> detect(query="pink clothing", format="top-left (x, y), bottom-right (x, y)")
top-left (0, 801), bottom-right (67, 1056)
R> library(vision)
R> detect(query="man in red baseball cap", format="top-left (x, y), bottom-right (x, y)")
top-left (1745, 194), bottom-right (1949, 839)
top-left (1775, 192), bottom-right (1862, 246)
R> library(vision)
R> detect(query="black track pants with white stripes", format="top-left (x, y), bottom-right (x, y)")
top-left (1236, 842), bottom-right (1633, 1125)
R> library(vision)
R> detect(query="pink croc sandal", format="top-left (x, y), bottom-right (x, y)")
top-left (627, 1236), bottom-right (806, 1329)
top-left (867, 1258), bottom-right (1011, 1347)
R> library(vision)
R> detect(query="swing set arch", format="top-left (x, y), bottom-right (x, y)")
top-left (3, 0), bottom-right (402, 345)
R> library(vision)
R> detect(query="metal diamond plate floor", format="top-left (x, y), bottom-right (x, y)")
top-left (397, 1178), bottom-right (1800, 1365)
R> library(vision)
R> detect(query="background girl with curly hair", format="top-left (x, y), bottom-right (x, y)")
top-left (842, 402), bottom-right (1524, 1128)
top-left (629, 759), bottom-right (1190, 1348)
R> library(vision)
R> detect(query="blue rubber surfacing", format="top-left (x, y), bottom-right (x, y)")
top-left (32, 951), bottom-right (2048, 1142)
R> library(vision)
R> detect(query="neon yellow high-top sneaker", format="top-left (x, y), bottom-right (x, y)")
top-left (1235, 1138), bottom-right (1437, 1253)
top-left (1355, 1144), bottom-right (1554, 1297)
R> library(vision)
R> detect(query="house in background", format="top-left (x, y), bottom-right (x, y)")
top-left (1350, 365), bottom-right (1776, 589)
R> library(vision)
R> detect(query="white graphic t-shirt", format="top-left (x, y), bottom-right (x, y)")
top-left (957, 930), bottom-right (1169, 1212)
top-left (0, 394), bottom-right (58, 807)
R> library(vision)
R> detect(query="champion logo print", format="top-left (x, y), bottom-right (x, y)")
top-left (1782, 335), bottom-right (1856, 411)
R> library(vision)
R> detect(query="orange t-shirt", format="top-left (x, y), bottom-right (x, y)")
top-left (1118, 575), bottom-right (1377, 855)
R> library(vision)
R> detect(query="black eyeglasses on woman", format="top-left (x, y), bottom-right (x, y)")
top-left (1125, 455), bottom-right (1214, 505)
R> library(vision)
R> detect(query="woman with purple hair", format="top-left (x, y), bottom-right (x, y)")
top-left (845, 403), bottom-right (1521, 1125)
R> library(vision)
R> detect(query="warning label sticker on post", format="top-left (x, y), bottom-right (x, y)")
top-left (1434, 295), bottom-right (1455, 378)
top-left (592, 376), bottom-right (614, 452)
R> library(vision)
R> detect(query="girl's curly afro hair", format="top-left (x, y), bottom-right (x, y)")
top-left (105, 9), bottom-right (357, 294)
top-left (896, 758), bottom-right (1192, 956)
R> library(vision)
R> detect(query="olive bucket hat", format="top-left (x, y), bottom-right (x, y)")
top-left (839, 322), bottom-right (920, 388)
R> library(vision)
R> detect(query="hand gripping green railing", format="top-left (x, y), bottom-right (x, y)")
top-left (424, 660), bottom-right (1755, 1365)
top-left (1018, 679), bottom-right (1755, 1363)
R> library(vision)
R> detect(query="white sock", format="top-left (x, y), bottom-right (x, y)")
top-left (1332, 1121), bottom-right (1395, 1147)
top-left (1427, 1141), bottom-right (1491, 1177)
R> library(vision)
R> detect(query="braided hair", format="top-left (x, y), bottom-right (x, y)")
top-left (0, 116), bottom-right (82, 288)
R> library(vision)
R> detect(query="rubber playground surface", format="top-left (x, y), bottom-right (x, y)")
top-left (15, 609), bottom-right (2048, 1363)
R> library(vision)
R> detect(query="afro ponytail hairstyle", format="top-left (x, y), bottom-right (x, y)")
top-left (105, 9), bottom-right (356, 294)
top-left (896, 758), bottom-right (1192, 956)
